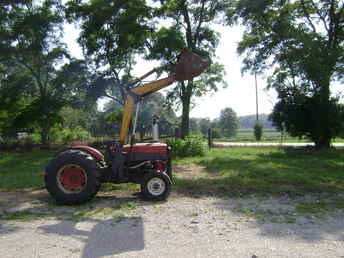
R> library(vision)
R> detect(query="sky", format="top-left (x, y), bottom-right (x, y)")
top-left (188, 25), bottom-right (277, 119)
top-left (63, 22), bottom-right (342, 120)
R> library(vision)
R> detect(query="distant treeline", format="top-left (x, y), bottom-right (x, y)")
top-left (238, 114), bottom-right (275, 129)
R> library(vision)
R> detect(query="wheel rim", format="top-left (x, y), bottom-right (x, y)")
top-left (147, 177), bottom-right (166, 196)
top-left (57, 164), bottom-right (87, 194)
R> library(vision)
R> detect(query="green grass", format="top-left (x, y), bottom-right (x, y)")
top-left (100, 182), bottom-right (140, 192)
top-left (1, 147), bottom-right (344, 198)
top-left (174, 147), bottom-right (344, 196)
top-left (295, 198), bottom-right (344, 214)
top-left (0, 198), bottom-right (140, 222)
top-left (0, 210), bottom-right (49, 222)
top-left (0, 150), bottom-right (57, 191)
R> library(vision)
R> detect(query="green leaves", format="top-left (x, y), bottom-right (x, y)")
top-left (229, 0), bottom-right (344, 148)
top-left (147, 26), bottom-right (186, 61)
top-left (65, 0), bottom-right (154, 107)
top-left (0, 1), bottom-right (95, 143)
top-left (218, 107), bottom-right (239, 138)
top-left (66, 0), bottom-right (152, 68)
top-left (148, 0), bottom-right (228, 136)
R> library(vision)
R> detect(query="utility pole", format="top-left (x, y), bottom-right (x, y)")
top-left (255, 71), bottom-right (259, 121)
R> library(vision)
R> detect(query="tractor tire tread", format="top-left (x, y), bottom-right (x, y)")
top-left (45, 150), bottom-right (101, 205)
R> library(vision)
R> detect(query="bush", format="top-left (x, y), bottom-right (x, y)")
top-left (254, 122), bottom-right (263, 141)
top-left (166, 136), bottom-right (205, 158)
top-left (25, 132), bottom-right (41, 144)
top-left (50, 126), bottom-right (93, 143)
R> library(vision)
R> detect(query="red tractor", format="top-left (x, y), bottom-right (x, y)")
top-left (45, 50), bottom-right (209, 204)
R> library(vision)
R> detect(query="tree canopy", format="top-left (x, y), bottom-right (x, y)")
top-left (218, 107), bottom-right (239, 137)
top-left (0, 1), bottom-right (96, 143)
top-left (227, 0), bottom-right (344, 148)
top-left (147, 0), bottom-right (228, 138)
top-left (66, 0), bottom-right (153, 105)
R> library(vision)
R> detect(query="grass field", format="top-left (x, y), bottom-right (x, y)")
top-left (1, 148), bottom-right (344, 197)
top-left (0, 150), bottom-right (57, 191)
top-left (174, 147), bottom-right (344, 196)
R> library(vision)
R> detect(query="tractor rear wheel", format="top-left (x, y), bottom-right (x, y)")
top-left (45, 150), bottom-right (101, 205)
top-left (141, 171), bottom-right (171, 201)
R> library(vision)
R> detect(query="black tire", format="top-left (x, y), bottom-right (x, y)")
top-left (141, 171), bottom-right (172, 201)
top-left (45, 150), bottom-right (101, 205)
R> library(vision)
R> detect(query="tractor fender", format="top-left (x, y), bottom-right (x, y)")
top-left (69, 145), bottom-right (104, 161)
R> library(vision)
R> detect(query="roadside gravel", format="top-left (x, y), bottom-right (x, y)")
top-left (1, 189), bottom-right (344, 258)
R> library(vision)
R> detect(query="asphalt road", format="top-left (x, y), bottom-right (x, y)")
top-left (213, 142), bottom-right (344, 147)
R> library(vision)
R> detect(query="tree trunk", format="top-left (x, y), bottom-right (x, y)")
top-left (313, 81), bottom-right (331, 149)
top-left (180, 82), bottom-right (192, 139)
top-left (180, 95), bottom-right (191, 139)
top-left (40, 126), bottom-right (50, 146)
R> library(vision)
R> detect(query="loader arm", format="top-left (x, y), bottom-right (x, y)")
top-left (118, 49), bottom-right (209, 144)
top-left (118, 75), bottom-right (176, 143)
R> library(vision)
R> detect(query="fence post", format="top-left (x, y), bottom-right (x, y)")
top-left (174, 128), bottom-right (181, 139)
top-left (208, 128), bottom-right (213, 148)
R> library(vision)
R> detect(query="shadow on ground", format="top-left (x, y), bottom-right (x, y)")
top-left (171, 148), bottom-right (344, 242)
top-left (0, 190), bottom-right (148, 256)
top-left (0, 189), bottom-right (147, 226)
top-left (39, 217), bottom-right (144, 258)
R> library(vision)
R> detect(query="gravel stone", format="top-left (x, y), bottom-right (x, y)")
top-left (0, 191), bottom-right (343, 257)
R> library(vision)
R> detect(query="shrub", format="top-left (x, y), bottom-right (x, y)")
top-left (50, 126), bottom-right (93, 143)
top-left (166, 136), bottom-right (205, 158)
top-left (254, 122), bottom-right (263, 141)
top-left (25, 132), bottom-right (41, 144)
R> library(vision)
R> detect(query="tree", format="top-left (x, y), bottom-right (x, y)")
top-left (66, 0), bottom-right (153, 105)
top-left (189, 118), bottom-right (200, 133)
top-left (0, 60), bottom-right (32, 137)
top-left (0, 0), bottom-right (70, 144)
top-left (218, 107), bottom-right (239, 138)
top-left (227, 0), bottom-right (344, 148)
top-left (198, 118), bottom-right (212, 135)
top-left (0, 1), bottom-right (97, 144)
top-left (136, 92), bottom-right (178, 136)
top-left (59, 106), bottom-right (92, 131)
top-left (239, 114), bottom-right (274, 129)
top-left (269, 83), bottom-right (343, 142)
top-left (339, 104), bottom-right (344, 138)
top-left (148, 0), bottom-right (227, 138)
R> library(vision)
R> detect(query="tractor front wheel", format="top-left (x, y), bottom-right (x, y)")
top-left (141, 171), bottom-right (171, 201)
top-left (45, 150), bottom-right (101, 205)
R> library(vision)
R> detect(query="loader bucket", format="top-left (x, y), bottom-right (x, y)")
top-left (175, 49), bottom-right (210, 81)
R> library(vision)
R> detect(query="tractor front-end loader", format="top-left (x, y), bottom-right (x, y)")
top-left (45, 49), bottom-right (209, 204)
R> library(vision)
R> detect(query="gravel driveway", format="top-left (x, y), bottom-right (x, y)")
top-left (1, 188), bottom-right (344, 258)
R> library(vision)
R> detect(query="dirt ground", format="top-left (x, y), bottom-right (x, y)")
top-left (1, 165), bottom-right (344, 258)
